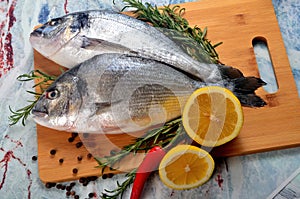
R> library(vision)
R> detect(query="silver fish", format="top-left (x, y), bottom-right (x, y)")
top-left (32, 53), bottom-right (206, 134)
top-left (30, 10), bottom-right (222, 83)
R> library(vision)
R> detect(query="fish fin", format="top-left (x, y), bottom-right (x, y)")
top-left (231, 77), bottom-right (267, 107)
top-left (217, 65), bottom-right (267, 107)
top-left (234, 92), bottom-right (267, 107)
top-left (217, 65), bottom-right (244, 79)
top-left (80, 36), bottom-right (132, 52)
top-left (233, 76), bottom-right (267, 93)
top-left (95, 100), bottom-right (122, 115)
top-left (95, 102), bottom-right (111, 115)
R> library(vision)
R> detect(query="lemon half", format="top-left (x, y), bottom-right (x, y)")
top-left (159, 145), bottom-right (215, 190)
top-left (182, 86), bottom-right (244, 147)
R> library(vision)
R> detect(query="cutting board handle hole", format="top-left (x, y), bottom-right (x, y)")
top-left (252, 37), bottom-right (278, 93)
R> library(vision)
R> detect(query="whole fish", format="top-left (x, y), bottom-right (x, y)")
top-left (29, 10), bottom-right (227, 83)
top-left (32, 53), bottom-right (198, 133)
top-left (32, 53), bottom-right (265, 134)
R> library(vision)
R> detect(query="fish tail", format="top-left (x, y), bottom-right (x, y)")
top-left (218, 65), bottom-right (267, 107)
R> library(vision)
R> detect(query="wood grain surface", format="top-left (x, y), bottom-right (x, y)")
top-left (34, 0), bottom-right (300, 183)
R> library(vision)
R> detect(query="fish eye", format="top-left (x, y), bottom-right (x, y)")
top-left (46, 89), bottom-right (60, 100)
top-left (49, 21), bottom-right (57, 26)
top-left (49, 19), bottom-right (62, 26)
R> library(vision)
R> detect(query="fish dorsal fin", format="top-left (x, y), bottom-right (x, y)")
top-left (80, 35), bottom-right (133, 52)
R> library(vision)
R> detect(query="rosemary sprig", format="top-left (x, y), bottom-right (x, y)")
top-left (101, 169), bottom-right (137, 199)
top-left (122, 0), bottom-right (222, 64)
top-left (8, 70), bottom-right (57, 126)
top-left (95, 118), bottom-right (184, 169)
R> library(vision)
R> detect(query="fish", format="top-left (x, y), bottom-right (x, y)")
top-left (29, 10), bottom-right (229, 83)
top-left (31, 53), bottom-right (266, 134)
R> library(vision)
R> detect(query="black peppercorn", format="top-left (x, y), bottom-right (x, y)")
top-left (50, 149), bottom-right (56, 155)
top-left (70, 182), bottom-right (76, 187)
top-left (72, 168), bottom-right (78, 174)
top-left (87, 153), bottom-right (92, 159)
top-left (102, 174), bottom-right (107, 179)
top-left (82, 181), bottom-right (89, 186)
top-left (31, 156), bottom-right (37, 161)
top-left (68, 137), bottom-right (75, 143)
top-left (79, 177), bottom-right (89, 186)
top-left (76, 141), bottom-right (83, 148)
top-left (45, 182), bottom-right (52, 189)
top-left (45, 182), bottom-right (56, 188)
top-left (70, 190), bottom-right (76, 196)
top-left (74, 195), bottom-right (80, 199)
top-left (59, 158), bottom-right (64, 164)
top-left (87, 176), bottom-right (98, 182)
top-left (71, 132), bottom-right (78, 138)
top-left (88, 192), bottom-right (95, 198)
top-left (66, 191), bottom-right (71, 196)
top-left (107, 173), bottom-right (114, 178)
top-left (66, 185), bottom-right (72, 191)
top-left (56, 184), bottom-right (62, 189)
top-left (61, 185), bottom-right (66, 190)
top-left (77, 155), bottom-right (83, 161)
top-left (79, 177), bottom-right (86, 183)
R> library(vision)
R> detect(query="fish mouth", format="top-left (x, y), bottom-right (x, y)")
top-left (31, 106), bottom-right (49, 118)
top-left (30, 30), bottom-right (41, 37)
top-left (30, 27), bottom-right (81, 61)
top-left (30, 24), bottom-right (50, 38)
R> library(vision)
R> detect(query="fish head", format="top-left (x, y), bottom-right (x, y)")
top-left (30, 12), bottom-right (89, 58)
top-left (32, 72), bottom-right (85, 131)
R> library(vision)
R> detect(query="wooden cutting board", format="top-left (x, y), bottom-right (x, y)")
top-left (34, 0), bottom-right (300, 183)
